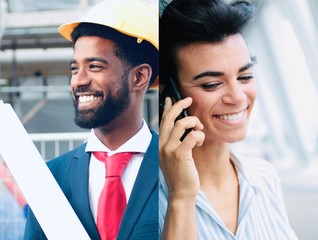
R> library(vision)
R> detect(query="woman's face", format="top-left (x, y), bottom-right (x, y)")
top-left (176, 34), bottom-right (257, 143)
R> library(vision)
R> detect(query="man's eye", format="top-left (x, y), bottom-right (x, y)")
top-left (89, 64), bottom-right (103, 71)
top-left (237, 75), bottom-right (254, 82)
top-left (70, 66), bottom-right (78, 71)
top-left (201, 82), bottom-right (223, 90)
top-left (70, 66), bottom-right (78, 75)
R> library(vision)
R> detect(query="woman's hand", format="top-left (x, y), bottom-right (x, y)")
top-left (159, 97), bottom-right (205, 201)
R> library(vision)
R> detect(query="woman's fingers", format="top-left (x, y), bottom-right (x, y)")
top-left (159, 96), bottom-right (205, 200)
top-left (160, 96), bottom-right (204, 153)
top-left (160, 97), bottom-right (194, 144)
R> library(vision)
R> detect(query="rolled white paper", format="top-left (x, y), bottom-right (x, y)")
top-left (0, 100), bottom-right (90, 240)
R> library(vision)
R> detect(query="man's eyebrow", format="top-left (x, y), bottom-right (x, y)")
top-left (86, 57), bottom-right (109, 64)
top-left (69, 57), bottom-right (109, 65)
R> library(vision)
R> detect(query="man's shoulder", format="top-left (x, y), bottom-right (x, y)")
top-left (150, 130), bottom-right (158, 138)
top-left (146, 130), bottom-right (158, 151)
top-left (46, 143), bottom-right (87, 169)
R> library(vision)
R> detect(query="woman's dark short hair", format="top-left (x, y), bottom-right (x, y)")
top-left (160, 0), bottom-right (256, 82)
top-left (72, 22), bottom-right (158, 87)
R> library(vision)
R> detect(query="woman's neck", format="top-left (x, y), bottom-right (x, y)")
top-left (192, 141), bottom-right (235, 189)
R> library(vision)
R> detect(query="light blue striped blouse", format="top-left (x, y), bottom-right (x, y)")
top-left (159, 152), bottom-right (298, 240)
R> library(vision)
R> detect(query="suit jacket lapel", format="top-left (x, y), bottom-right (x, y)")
top-left (71, 144), bottom-right (100, 240)
top-left (117, 132), bottom-right (158, 240)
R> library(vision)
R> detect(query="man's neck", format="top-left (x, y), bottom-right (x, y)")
top-left (93, 118), bottom-right (143, 151)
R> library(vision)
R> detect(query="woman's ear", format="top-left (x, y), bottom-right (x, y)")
top-left (132, 64), bottom-right (152, 90)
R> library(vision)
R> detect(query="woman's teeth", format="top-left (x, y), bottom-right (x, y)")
top-left (217, 111), bottom-right (244, 121)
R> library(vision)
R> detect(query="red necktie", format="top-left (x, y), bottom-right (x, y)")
top-left (93, 152), bottom-right (135, 240)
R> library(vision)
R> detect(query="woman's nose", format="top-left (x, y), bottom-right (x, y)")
top-left (222, 81), bottom-right (247, 104)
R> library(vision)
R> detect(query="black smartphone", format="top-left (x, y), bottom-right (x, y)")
top-left (159, 77), bottom-right (192, 141)
top-left (168, 77), bottom-right (189, 119)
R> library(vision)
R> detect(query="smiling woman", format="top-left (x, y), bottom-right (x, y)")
top-left (176, 35), bottom-right (257, 144)
top-left (159, 0), bottom-right (298, 239)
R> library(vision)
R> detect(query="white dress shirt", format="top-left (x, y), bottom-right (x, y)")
top-left (159, 151), bottom-right (298, 240)
top-left (85, 120), bottom-right (152, 222)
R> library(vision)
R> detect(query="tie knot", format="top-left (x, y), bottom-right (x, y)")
top-left (93, 152), bottom-right (135, 177)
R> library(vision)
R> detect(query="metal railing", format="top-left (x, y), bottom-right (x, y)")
top-left (30, 132), bottom-right (89, 161)
top-left (0, 131), bottom-right (90, 239)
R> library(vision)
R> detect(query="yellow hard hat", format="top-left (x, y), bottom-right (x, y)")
top-left (58, 0), bottom-right (158, 50)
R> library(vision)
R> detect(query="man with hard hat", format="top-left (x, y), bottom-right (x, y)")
top-left (24, 0), bottom-right (158, 239)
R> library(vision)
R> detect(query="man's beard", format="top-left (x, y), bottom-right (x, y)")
top-left (73, 77), bottom-right (130, 129)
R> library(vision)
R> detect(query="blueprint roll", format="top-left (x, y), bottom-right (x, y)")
top-left (0, 100), bottom-right (90, 240)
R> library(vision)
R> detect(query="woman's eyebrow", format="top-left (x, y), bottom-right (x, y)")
top-left (193, 71), bottom-right (224, 81)
top-left (193, 60), bottom-right (255, 81)
top-left (239, 62), bottom-right (254, 73)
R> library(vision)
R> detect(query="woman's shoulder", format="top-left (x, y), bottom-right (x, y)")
top-left (232, 152), bottom-right (280, 182)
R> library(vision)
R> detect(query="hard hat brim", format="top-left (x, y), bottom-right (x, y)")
top-left (58, 20), bottom-right (158, 50)
top-left (58, 0), bottom-right (158, 50)
top-left (58, 0), bottom-right (158, 87)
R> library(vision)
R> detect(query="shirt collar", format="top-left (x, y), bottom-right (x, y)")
top-left (230, 151), bottom-right (259, 189)
top-left (85, 119), bottom-right (151, 155)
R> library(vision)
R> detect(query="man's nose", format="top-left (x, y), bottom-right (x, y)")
top-left (71, 68), bottom-right (92, 89)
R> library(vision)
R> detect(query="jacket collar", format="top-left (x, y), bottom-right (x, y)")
top-left (117, 131), bottom-right (158, 240)
top-left (72, 144), bottom-right (101, 240)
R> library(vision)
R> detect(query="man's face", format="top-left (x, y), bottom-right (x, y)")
top-left (70, 36), bottom-right (130, 129)
top-left (176, 34), bottom-right (257, 143)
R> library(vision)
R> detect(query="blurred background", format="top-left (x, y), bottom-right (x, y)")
top-left (233, 1), bottom-right (318, 239)
top-left (0, 0), bottom-right (317, 239)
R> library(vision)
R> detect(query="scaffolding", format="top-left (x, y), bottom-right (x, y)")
top-left (0, 0), bottom-right (8, 87)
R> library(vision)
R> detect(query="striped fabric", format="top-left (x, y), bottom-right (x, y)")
top-left (159, 152), bottom-right (298, 240)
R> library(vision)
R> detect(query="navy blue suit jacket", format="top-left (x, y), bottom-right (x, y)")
top-left (24, 131), bottom-right (158, 240)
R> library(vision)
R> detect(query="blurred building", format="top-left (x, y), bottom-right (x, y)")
top-left (0, 0), bottom-right (158, 239)
top-left (236, 1), bottom-right (318, 239)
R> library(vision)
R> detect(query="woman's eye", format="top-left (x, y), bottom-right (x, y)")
top-left (201, 82), bottom-right (223, 90)
top-left (237, 75), bottom-right (254, 82)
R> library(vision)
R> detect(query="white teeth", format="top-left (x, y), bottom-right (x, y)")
top-left (218, 111), bottom-right (244, 121)
top-left (78, 95), bottom-right (98, 103)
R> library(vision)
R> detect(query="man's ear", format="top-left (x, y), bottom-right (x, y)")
top-left (132, 64), bottom-right (152, 90)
